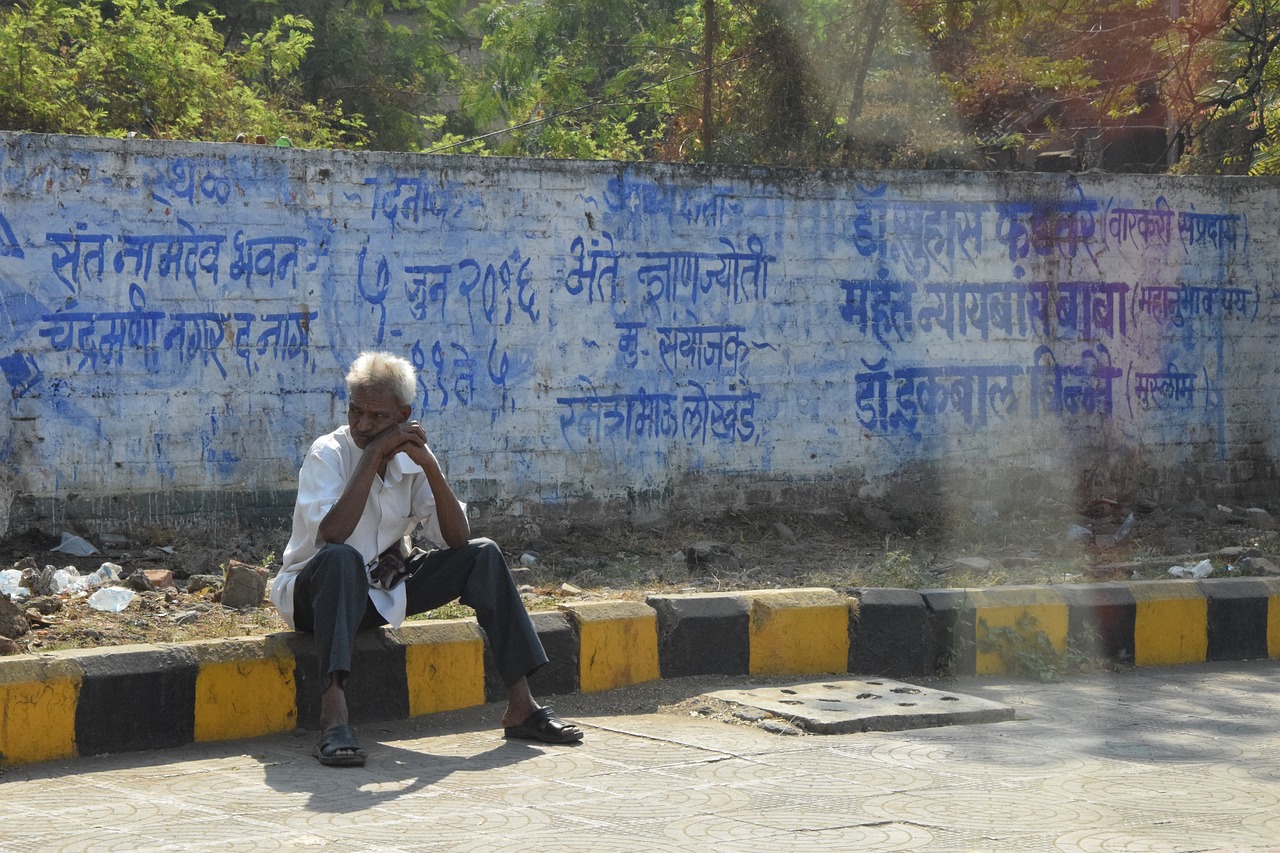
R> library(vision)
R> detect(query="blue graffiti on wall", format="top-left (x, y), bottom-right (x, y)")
top-left (0, 148), bottom-right (1262, 497)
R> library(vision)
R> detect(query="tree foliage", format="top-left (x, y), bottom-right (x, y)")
top-left (450, 0), bottom-right (968, 165)
top-left (197, 0), bottom-right (470, 152)
top-left (1161, 0), bottom-right (1280, 175)
top-left (0, 0), bottom-right (361, 145)
top-left (2, 0), bottom-right (1279, 172)
top-left (449, 0), bottom-right (675, 159)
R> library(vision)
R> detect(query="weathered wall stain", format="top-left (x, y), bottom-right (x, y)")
top-left (1, 133), bottom-right (1277, 536)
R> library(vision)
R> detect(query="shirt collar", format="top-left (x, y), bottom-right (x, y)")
top-left (384, 450), bottom-right (417, 483)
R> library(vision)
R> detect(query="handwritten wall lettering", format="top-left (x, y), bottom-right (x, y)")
top-left (0, 138), bottom-right (1267, 514)
top-left (567, 234), bottom-right (774, 308)
top-left (363, 169), bottom-right (457, 229)
top-left (557, 383), bottom-right (758, 448)
top-left (850, 192), bottom-right (986, 279)
top-left (1132, 363), bottom-right (1197, 409)
top-left (854, 344), bottom-right (1123, 440)
top-left (38, 283), bottom-right (316, 375)
top-left (151, 159), bottom-right (233, 209)
top-left (841, 278), bottom-right (1132, 346)
top-left (1135, 283), bottom-right (1257, 328)
top-left (602, 175), bottom-right (739, 229)
top-left (1107, 197), bottom-right (1174, 249)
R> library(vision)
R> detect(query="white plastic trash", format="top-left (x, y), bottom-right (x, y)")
top-left (1189, 559), bottom-right (1214, 578)
top-left (87, 587), bottom-right (135, 612)
top-left (83, 562), bottom-right (123, 589)
top-left (52, 567), bottom-right (82, 593)
top-left (0, 568), bottom-right (27, 598)
top-left (1066, 524), bottom-right (1094, 544)
top-left (1168, 559), bottom-right (1214, 579)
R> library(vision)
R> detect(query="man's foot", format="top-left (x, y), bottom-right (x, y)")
top-left (503, 707), bottom-right (584, 744)
top-left (313, 723), bottom-right (368, 767)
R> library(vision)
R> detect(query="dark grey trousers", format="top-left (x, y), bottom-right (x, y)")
top-left (291, 538), bottom-right (548, 688)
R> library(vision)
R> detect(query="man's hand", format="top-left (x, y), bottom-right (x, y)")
top-left (368, 419), bottom-right (468, 546)
top-left (398, 421), bottom-right (440, 470)
top-left (366, 417), bottom-right (430, 458)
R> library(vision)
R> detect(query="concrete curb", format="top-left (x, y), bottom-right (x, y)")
top-left (4, 579), bottom-right (1280, 766)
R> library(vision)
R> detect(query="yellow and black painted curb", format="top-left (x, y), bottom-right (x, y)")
top-left (3, 578), bottom-right (1279, 766)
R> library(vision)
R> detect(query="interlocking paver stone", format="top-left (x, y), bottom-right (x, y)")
top-left (4, 662), bottom-right (1280, 852)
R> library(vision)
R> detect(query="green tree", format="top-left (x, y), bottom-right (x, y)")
top-left (451, 0), bottom-right (677, 159)
top-left (1163, 0), bottom-right (1280, 175)
top-left (3, 0), bottom-right (1270, 172)
top-left (198, 0), bottom-right (470, 152)
top-left (454, 0), bottom-right (982, 167)
top-left (0, 0), bottom-right (361, 145)
top-left (902, 0), bottom-right (1183, 168)
top-left (695, 0), bottom-right (976, 166)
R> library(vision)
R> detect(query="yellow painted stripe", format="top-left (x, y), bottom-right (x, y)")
top-left (748, 589), bottom-right (851, 676)
top-left (972, 588), bottom-right (1069, 676)
top-left (1270, 594), bottom-right (1280, 660)
top-left (192, 638), bottom-right (297, 742)
top-left (0, 656), bottom-right (82, 765)
top-left (1131, 582), bottom-right (1208, 666)
top-left (397, 621), bottom-right (486, 716)
top-left (563, 601), bottom-right (660, 693)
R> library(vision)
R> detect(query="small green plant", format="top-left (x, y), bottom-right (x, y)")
top-left (407, 601), bottom-right (474, 621)
top-left (977, 613), bottom-right (1099, 682)
top-left (875, 550), bottom-right (933, 588)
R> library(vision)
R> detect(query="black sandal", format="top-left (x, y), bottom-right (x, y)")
top-left (503, 707), bottom-right (584, 744)
top-left (313, 723), bottom-right (368, 767)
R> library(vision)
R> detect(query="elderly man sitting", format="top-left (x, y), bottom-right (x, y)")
top-left (271, 351), bottom-right (583, 766)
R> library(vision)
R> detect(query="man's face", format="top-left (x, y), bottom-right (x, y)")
top-left (347, 387), bottom-right (410, 449)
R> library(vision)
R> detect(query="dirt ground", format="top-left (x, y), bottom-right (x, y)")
top-left (2, 494), bottom-right (1277, 655)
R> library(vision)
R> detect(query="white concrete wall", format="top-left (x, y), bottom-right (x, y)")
top-left (1, 132), bottom-right (1277, 535)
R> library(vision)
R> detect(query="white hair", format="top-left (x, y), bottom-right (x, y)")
top-left (345, 351), bottom-right (417, 407)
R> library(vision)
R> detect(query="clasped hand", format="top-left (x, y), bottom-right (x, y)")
top-left (367, 420), bottom-right (435, 467)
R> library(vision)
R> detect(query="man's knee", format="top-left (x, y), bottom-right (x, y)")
top-left (468, 538), bottom-right (510, 573)
top-left (310, 543), bottom-right (366, 582)
top-left (471, 537), bottom-right (501, 558)
top-left (317, 542), bottom-right (362, 561)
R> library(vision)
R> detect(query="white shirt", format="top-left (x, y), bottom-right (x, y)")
top-left (270, 425), bottom-right (463, 630)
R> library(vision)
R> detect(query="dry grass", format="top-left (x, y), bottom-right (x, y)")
top-left (7, 501), bottom-right (1279, 654)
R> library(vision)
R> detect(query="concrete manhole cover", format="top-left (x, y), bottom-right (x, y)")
top-left (704, 678), bottom-right (1015, 734)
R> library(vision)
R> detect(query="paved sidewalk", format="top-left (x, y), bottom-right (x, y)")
top-left (3, 661), bottom-right (1280, 852)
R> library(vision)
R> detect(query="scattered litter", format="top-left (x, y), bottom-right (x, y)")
top-left (1113, 513), bottom-right (1134, 545)
top-left (520, 552), bottom-right (538, 567)
top-left (51, 567), bottom-right (82, 593)
top-left (1168, 559), bottom-right (1214, 579)
top-left (1065, 524), bottom-right (1094, 544)
top-left (87, 587), bottom-right (135, 613)
top-left (50, 562), bottom-right (123, 593)
top-left (50, 532), bottom-right (99, 556)
top-left (0, 569), bottom-right (29, 599)
top-left (83, 562), bottom-right (123, 590)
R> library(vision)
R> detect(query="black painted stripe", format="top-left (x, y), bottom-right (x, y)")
top-left (74, 646), bottom-right (197, 756)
